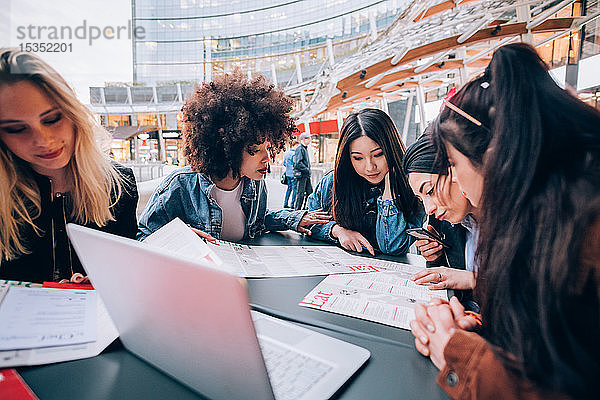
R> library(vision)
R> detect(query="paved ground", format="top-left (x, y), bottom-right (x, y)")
top-left (265, 175), bottom-right (291, 209)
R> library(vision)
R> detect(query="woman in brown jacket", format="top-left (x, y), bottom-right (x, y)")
top-left (410, 43), bottom-right (600, 399)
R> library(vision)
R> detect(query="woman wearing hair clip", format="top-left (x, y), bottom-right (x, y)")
top-left (410, 43), bottom-right (600, 399)
top-left (306, 108), bottom-right (422, 255)
top-left (0, 49), bottom-right (138, 283)
top-left (403, 133), bottom-right (479, 310)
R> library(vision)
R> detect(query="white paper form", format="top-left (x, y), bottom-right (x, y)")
top-left (0, 293), bottom-right (119, 368)
top-left (344, 255), bottom-right (424, 276)
top-left (0, 287), bottom-right (97, 350)
top-left (143, 218), bottom-right (222, 266)
top-left (206, 241), bottom-right (383, 277)
top-left (1, 280), bottom-right (42, 289)
top-left (299, 272), bottom-right (448, 330)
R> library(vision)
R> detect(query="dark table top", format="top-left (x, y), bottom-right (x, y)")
top-left (18, 232), bottom-right (448, 400)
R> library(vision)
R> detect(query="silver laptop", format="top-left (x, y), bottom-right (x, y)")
top-left (67, 224), bottom-right (370, 400)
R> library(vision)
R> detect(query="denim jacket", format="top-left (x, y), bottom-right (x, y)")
top-left (283, 149), bottom-right (295, 177)
top-left (306, 171), bottom-right (422, 255)
top-left (137, 166), bottom-right (306, 240)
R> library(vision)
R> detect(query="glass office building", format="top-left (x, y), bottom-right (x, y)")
top-left (132, 0), bottom-right (407, 84)
top-left (91, 0), bottom-right (600, 166)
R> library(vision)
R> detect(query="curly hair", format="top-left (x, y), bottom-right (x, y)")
top-left (182, 71), bottom-right (297, 180)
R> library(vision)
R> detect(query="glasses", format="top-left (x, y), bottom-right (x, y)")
top-left (442, 98), bottom-right (490, 133)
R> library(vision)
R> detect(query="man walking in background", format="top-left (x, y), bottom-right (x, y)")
top-left (283, 138), bottom-right (299, 208)
top-left (294, 132), bottom-right (313, 210)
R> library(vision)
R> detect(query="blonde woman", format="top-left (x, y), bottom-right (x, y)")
top-left (0, 49), bottom-right (138, 283)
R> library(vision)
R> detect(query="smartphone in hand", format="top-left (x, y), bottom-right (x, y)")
top-left (406, 227), bottom-right (450, 249)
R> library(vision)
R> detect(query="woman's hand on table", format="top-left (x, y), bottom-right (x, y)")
top-left (411, 267), bottom-right (476, 290)
top-left (410, 297), bottom-right (480, 369)
top-left (415, 238), bottom-right (444, 261)
top-left (331, 224), bottom-right (375, 256)
top-left (296, 209), bottom-right (332, 235)
top-left (59, 273), bottom-right (90, 284)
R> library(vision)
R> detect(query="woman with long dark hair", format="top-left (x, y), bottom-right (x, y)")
top-left (403, 134), bottom-right (478, 305)
top-left (307, 108), bottom-right (422, 255)
top-left (410, 43), bottom-right (600, 399)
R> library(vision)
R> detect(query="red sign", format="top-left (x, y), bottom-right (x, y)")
top-left (296, 119), bottom-right (339, 135)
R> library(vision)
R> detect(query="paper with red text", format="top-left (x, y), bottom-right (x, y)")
top-left (349, 256), bottom-right (425, 273)
top-left (206, 241), bottom-right (384, 277)
top-left (0, 287), bottom-right (97, 350)
top-left (299, 271), bottom-right (448, 330)
top-left (0, 284), bottom-right (118, 368)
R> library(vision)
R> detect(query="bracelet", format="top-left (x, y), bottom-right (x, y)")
top-left (464, 311), bottom-right (483, 326)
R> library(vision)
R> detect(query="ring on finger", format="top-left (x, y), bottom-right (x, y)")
top-left (437, 272), bottom-right (443, 282)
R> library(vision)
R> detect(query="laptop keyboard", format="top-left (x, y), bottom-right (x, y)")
top-left (258, 337), bottom-right (333, 400)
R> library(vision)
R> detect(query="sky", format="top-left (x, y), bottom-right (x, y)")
top-left (2, 0), bottom-right (133, 103)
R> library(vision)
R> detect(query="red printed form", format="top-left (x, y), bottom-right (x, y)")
top-left (0, 285), bottom-right (118, 368)
top-left (299, 270), bottom-right (448, 330)
top-left (141, 217), bottom-right (387, 277)
top-left (205, 242), bottom-right (386, 277)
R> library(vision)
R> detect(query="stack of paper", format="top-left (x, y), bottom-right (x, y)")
top-left (143, 218), bottom-right (222, 266)
top-left (206, 242), bottom-right (387, 277)
top-left (0, 286), bottom-right (118, 368)
top-left (299, 271), bottom-right (448, 330)
top-left (143, 218), bottom-right (407, 277)
top-left (0, 287), bottom-right (97, 350)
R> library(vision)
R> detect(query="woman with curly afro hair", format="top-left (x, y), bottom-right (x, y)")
top-left (138, 71), bottom-right (330, 241)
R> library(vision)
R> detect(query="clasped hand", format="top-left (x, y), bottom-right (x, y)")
top-left (409, 297), bottom-right (479, 370)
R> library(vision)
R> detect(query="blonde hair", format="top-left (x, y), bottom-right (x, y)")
top-left (0, 48), bottom-right (126, 261)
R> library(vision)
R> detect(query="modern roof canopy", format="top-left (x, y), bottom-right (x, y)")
top-left (288, 0), bottom-right (599, 120)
